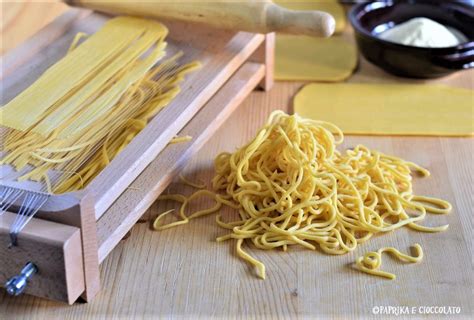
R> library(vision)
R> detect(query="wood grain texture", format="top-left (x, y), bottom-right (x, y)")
top-left (1, 2), bottom-right (473, 319)
top-left (0, 212), bottom-right (84, 304)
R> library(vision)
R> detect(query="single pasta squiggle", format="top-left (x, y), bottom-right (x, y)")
top-left (355, 244), bottom-right (423, 280)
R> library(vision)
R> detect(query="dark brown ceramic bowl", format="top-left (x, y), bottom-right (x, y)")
top-left (349, 1), bottom-right (474, 78)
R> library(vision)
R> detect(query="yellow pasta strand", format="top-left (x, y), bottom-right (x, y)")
top-left (355, 244), bottom-right (423, 280)
top-left (153, 111), bottom-right (451, 279)
top-left (170, 135), bottom-right (193, 144)
top-left (179, 174), bottom-right (206, 189)
top-left (236, 238), bottom-right (266, 279)
top-left (153, 190), bottom-right (221, 231)
top-left (67, 32), bottom-right (88, 53)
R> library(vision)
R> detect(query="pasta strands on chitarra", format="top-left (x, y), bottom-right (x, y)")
top-left (1, 17), bottom-right (153, 131)
top-left (0, 17), bottom-right (201, 193)
top-left (153, 111), bottom-right (451, 280)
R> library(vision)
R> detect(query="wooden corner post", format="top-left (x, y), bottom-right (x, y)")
top-left (252, 33), bottom-right (275, 91)
top-left (77, 193), bottom-right (101, 302)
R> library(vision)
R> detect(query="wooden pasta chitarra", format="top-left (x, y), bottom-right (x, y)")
top-left (0, 1), bottom-right (333, 304)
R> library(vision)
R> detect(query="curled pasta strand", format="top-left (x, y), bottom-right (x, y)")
top-left (411, 195), bottom-right (452, 214)
top-left (153, 209), bottom-right (189, 231)
top-left (355, 244), bottom-right (423, 280)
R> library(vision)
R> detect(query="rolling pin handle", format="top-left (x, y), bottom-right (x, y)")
top-left (267, 5), bottom-right (336, 38)
top-left (5, 262), bottom-right (38, 296)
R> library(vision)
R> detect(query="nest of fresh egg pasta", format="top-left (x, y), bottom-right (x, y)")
top-left (155, 111), bottom-right (451, 279)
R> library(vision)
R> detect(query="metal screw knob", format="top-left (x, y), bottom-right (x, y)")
top-left (5, 262), bottom-right (38, 296)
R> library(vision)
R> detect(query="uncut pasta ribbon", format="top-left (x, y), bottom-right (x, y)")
top-left (153, 111), bottom-right (451, 280)
top-left (34, 23), bottom-right (167, 136)
top-left (1, 17), bottom-right (154, 131)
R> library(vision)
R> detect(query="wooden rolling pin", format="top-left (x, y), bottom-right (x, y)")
top-left (65, 0), bottom-right (336, 37)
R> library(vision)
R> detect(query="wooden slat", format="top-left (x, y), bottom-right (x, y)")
top-left (0, 212), bottom-right (84, 304)
top-left (97, 61), bottom-right (266, 262)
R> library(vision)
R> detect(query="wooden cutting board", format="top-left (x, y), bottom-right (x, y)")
top-left (1, 2), bottom-right (473, 318)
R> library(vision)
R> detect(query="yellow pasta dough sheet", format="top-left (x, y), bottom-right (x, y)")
top-left (276, 35), bottom-right (357, 82)
top-left (274, 1), bottom-right (356, 82)
top-left (275, 0), bottom-right (346, 33)
top-left (294, 83), bottom-right (474, 136)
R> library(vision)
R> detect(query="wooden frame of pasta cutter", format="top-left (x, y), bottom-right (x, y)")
top-left (0, 8), bottom-right (274, 304)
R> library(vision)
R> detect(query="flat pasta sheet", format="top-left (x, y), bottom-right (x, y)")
top-left (276, 36), bottom-right (357, 81)
top-left (294, 83), bottom-right (474, 136)
top-left (274, 0), bottom-right (355, 82)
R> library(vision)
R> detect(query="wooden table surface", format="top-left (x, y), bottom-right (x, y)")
top-left (1, 2), bottom-right (473, 319)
